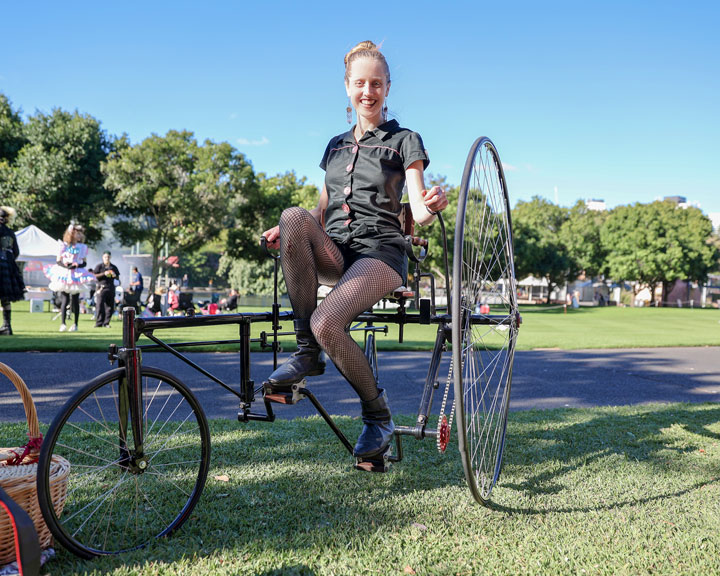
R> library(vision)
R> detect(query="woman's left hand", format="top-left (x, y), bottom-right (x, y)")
top-left (423, 186), bottom-right (449, 214)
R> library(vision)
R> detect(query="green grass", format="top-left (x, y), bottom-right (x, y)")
top-left (5, 403), bottom-right (719, 575)
top-left (1, 300), bottom-right (719, 352)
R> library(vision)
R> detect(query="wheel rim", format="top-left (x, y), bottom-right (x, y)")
top-left (39, 368), bottom-right (209, 556)
top-left (452, 137), bottom-right (519, 505)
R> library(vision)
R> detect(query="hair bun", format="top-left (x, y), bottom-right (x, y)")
top-left (344, 40), bottom-right (378, 66)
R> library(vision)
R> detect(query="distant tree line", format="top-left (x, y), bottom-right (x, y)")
top-left (2, 92), bottom-right (717, 299)
top-left (512, 196), bottom-right (719, 303)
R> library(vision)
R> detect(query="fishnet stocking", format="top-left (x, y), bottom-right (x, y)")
top-left (312, 259), bottom-right (402, 400)
top-left (279, 207), bottom-right (345, 316)
top-left (279, 207), bottom-right (403, 401)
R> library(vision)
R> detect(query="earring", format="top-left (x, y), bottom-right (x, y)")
top-left (346, 100), bottom-right (352, 124)
top-left (382, 103), bottom-right (388, 123)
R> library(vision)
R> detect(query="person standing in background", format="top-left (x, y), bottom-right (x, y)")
top-left (0, 206), bottom-right (25, 335)
top-left (92, 251), bottom-right (120, 327)
top-left (44, 223), bottom-right (95, 332)
top-left (130, 266), bottom-right (143, 297)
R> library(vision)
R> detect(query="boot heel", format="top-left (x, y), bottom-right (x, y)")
top-left (354, 445), bottom-right (391, 473)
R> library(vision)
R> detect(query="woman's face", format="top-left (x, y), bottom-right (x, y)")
top-left (345, 57), bottom-right (390, 127)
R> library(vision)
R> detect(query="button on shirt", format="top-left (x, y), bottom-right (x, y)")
top-left (320, 119), bottom-right (429, 280)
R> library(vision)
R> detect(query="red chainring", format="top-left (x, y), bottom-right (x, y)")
top-left (438, 414), bottom-right (450, 452)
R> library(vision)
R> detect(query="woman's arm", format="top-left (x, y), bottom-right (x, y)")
top-left (405, 160), bottom-right (448, 226)
top-left (309, 184), bottom-right (329, 227)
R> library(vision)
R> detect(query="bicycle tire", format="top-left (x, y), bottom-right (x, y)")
top-left (37, 366), bottom-right (210, 558)
top-left (452, 137), bottom-right (519, 505)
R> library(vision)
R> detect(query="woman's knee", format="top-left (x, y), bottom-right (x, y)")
top-left (310, 313), bottom-right (344, 348)
top-left (280, 206), bottom-right (312, 228)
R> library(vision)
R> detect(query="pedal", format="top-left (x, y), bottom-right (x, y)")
top-left (263, 379), bottom-right (306, 405)
top-left (354, 446), bottom-right (391, 473)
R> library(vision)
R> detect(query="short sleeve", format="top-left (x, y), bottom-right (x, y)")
top-left (319, 137), bottom-right (338, 171)
top-left (400, 131), bottom-right (429, 171)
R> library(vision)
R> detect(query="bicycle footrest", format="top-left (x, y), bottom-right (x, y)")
top-left (263, 380), bottom-right (306, 405)
top-left (354, 447), bottom-right (391, 473)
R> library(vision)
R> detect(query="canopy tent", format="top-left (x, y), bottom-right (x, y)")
top-left (15, 224), bottom-right (60, 263)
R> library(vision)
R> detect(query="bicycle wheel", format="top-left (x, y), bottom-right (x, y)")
top-left (452, 137), bottom-right (519, 505)
top-left (37, 366), bottom-right (210, 558)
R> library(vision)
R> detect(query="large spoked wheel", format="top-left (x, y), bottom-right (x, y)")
top-left (37, 367), bottom-right (210, 558)
top-left (452, 137), bottom-right (519, 505)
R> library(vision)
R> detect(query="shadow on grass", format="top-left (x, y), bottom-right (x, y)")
top-left (497, 402), bottom-right (720, 514)
top-left (47, 414), bottom-right (465, 572)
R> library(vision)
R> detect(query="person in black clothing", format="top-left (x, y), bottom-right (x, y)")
top-left (92, 251), bottom-right (120, 327)
top-left (262, 41), bottom-right (447, 461)
top-left (0, 206), bottom-right (25, 335)
top-left (220, 288), bottom-right (238, 311)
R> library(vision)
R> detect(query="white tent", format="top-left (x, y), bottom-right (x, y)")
top-left (16, 224), bottom-right (60, 263)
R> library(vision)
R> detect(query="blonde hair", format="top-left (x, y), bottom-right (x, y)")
top-left (344, 40), bottom-right (390, 83)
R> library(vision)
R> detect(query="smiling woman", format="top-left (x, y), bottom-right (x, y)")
top-left (261, 40), bottom-right (449, 463)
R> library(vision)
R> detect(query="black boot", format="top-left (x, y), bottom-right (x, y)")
top-left (353, 389), bottom-right (395, 459)
top-left (0, 309), bottom-right (11, 335)
top-left (267, 319), bottom-right (325, 389)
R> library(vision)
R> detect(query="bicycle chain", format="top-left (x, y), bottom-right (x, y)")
top-left (436, 356), bottom-right (456, 453)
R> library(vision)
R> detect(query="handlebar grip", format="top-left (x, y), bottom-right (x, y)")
top-left (411, 237), bottom-right (429, 249)
top-left (260, 235), bottom-right (280, 260)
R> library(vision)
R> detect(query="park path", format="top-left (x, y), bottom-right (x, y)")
top-left (1, 347), bottom-right (719, 423)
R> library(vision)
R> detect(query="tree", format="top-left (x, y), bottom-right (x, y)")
top-left (103, 130), bottom-right (256, 293)
top-left (512, 196), bottom-right (574, 302)
top-left (219, 171), bottom-right (319, 295)
top-left (0, 93), bottom-right (26, 163)
top-left (600, 201), bottom-right (717, 304)
top-left (3, 107), bottom-right (112, 243)
top-left (559, 200), bottom-right (608, 279)
top-left (415, 175), bottom-right (458, 290)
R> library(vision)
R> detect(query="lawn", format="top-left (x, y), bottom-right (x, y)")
top-left (3, 403), bottom-right (718, 575)
top-left (1, 300), bottom-right (719, 352)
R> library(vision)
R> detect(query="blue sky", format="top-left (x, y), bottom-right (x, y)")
top-left (2, 1), bottom-right (718, 215)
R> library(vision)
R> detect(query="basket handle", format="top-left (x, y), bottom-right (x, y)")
top-left (0, 362), bottom-right (40, 443)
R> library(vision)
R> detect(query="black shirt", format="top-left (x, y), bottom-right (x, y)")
top-left (92, 262), bottom-right (120, 290)
top-left (320, 119), bottom-right (429, 280)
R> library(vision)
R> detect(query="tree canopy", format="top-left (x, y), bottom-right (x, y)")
top-left (512, 196), bottom-right (575, 302)
top-left (103, 130), bottom-right (255, 293)
top-left (601, 201), bottom-right (717, 300)
top-left (220, 171), bottom-right (319, 295)
top-left (1, 101), bottom-right (113, 243)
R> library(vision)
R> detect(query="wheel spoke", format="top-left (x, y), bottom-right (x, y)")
top-left (37, 368), bottom-right (210, 557)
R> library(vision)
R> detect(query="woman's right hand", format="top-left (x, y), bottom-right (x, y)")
top-left (261, 226), bottom-right (280, 249)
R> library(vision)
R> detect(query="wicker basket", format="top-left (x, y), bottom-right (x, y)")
top-left (0, 361), bottom-right (70, 565)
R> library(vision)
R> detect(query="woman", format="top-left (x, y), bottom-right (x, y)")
top-left (0, 206), bottom-right (25, 335)
top-left (262, 41), bottom-right (448, 460)
top-left (44, 223), bottom-right (95, 332)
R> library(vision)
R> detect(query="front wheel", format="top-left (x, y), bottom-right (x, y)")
top-left (452, 137), bottom-right (519, 505)
top-left (37, 367), bottom-right (210, 558)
